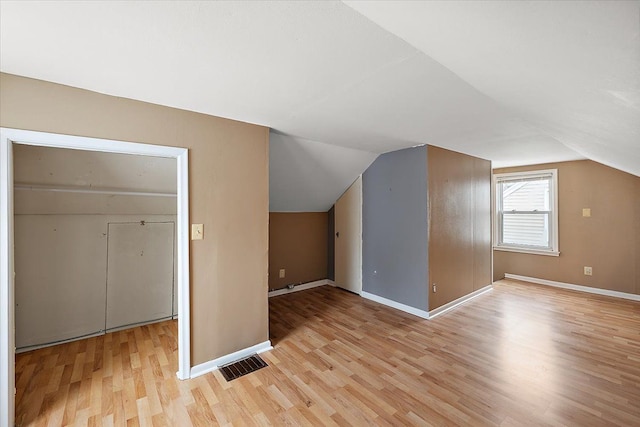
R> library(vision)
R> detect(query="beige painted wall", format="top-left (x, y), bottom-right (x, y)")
top-left (0, 73), bottom-right (270, 365)
top-left (494, 160), bottom-right (640, 295)
top-left (428, 146), bottom-right (492, 310)
top-left (268, 212), bottom-right (328, 289)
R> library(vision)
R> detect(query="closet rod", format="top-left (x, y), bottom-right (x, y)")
top-left (14, 183), bottom-right (177, 198)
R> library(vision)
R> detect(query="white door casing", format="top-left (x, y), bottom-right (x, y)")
top-left (0, 128), bottom-right (191, 427)
top-left (0, 134), bottom-right (15, 427)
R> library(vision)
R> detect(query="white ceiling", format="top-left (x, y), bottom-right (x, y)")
top-left (270, 132), bottom-right (377, 212)
top-left (1, 1), bottom-right (638, 212)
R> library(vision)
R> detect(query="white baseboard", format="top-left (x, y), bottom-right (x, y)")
top-left (16, 316), bottom-right (178, 353)
top-left (361, 285), bottom-right (494, 320)
top-left (428, 285), bottom-right (493, 319)
top-left (189, 340), bottom-right (273, 379)
top-left (268, 279), bottom-right (333, 297)
top-left (16, 330), bottom-right (106, 354)
top-left (504, 274), bottom-right (640, 302)
top-left (360, 291), bottom-right (430, 319)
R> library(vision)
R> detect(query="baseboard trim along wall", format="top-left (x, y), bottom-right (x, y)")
top-left (190, 340), bottom-right (273, 379)
top-left (504, 273), bottom-right (640, 302)
top-left (360, 291), bottom-right (430, 319)
top-left (268, 279), bottom-right (334, 298)
top-left (361, 285), bottom-right (494, 320)
top-left (428, 285), bottom-right (493, 319)
top-left (16, 330), bottom-right (106, 354)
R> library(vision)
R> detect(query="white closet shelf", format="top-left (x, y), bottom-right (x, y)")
top-left (14, 183), bottom-right (177, 198)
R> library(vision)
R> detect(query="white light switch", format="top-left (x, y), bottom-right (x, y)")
top-left (582, 208), bottom-right (591, 217)
top-left (191, 224), bottom-right (204, 240)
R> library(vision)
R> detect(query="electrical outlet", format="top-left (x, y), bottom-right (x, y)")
top-left (279, 269), bottom-right (285, 278)
top-left (584, 266), bottom-right (592, 276)
top-left (432, 284), bottom-right (437, 293)
top-left (582, 208), bottom-right (591, 217)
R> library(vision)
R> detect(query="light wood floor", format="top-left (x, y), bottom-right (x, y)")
top-left (15, 279), bottom-right (640, 426)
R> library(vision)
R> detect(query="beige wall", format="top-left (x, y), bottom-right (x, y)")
top-left (428, 146), bottom-right (492, 310)
top-left (0, 73), bottom-right (270, 365)
top-left (494, 160), bottom-right (640, 295)
top-left (268, 212), bottom-right (328, 289)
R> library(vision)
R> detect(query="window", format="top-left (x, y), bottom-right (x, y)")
top-left (493, 169), bottom-right (559, 256)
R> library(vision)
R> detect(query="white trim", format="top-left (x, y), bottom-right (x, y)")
top-left (0, 131), bottom-right (15, 427)
top-left (6, 129), bottom-right (186, 157)
top-left (1, 128), bottom-right (191, 427)
top-left (16, 330), bottom-right (106, 354)
top-left (428, 285), bottom-right (493, 319)
top-left (504, 274), bottom-right (640, 302)
top-left (493, 168), bottom-right (558, 182)
top-left (360, 291), bottom-right (430, 319)
top-left (358, 174), bottom-right (364, 296)
top-left (175, 147), bottom-right (191, 380)
top-left (493, 246), bottom-right (560, 257)
top-left (493, 168), bottom-right (559, 255)
top-left (14, 312), bottom-right (177, 353)
top-left (268, 279), bottom-right (333, 297)
top-left (190, 340), bottom-right (273, 379)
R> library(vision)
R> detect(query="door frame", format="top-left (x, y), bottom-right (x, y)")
top-left (1, 128), bottom-right (192, 427)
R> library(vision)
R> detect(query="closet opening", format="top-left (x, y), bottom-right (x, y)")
top-left (1, 128), bottom-right (191, 427)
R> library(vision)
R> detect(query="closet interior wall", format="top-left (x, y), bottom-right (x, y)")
top-left (13, 145), bottom-right (178, 350)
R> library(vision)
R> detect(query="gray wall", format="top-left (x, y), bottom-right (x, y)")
top-left (362, 146), bottom-right (429, 310)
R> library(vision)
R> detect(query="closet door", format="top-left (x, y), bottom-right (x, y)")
top-left (335, 176), bottom-right (363, 294)
top-left (106, 222), bottom-right (174, 330)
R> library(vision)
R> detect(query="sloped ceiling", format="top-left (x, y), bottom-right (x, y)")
top-left (345, 0), bottom-right (640, 178)
top-left (1, 1), bottom-right (638, 212)
top-left (270, 132), bottom-right (377, 212)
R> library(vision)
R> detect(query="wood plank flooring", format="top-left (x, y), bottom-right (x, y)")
top-left (15, 279), bottom-right (640, 426)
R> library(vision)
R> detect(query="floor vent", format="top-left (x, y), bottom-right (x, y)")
top-left (219, 354), bottom-right (268, 381)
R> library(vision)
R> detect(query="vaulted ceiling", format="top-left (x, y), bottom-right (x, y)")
top-left (1, 1), bottom-right (638, 211)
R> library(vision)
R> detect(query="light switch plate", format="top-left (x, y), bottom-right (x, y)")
top-left (191, 224), bottom-right (204, 240)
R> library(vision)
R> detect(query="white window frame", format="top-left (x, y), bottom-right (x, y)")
top-left (493, 168), bottom-right (559, 256)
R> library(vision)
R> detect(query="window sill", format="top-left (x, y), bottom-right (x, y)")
top-left (493, 246), bottom-right (560, 257)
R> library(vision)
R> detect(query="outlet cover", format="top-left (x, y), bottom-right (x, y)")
top-left (279, 269), bottom-right (285, 278)
top-left (584, 266), bottom-right (592, 276)
top-left (582, 208), bottom-right (591, 217)
top-left (191, 224), bottom-right (204, 240)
